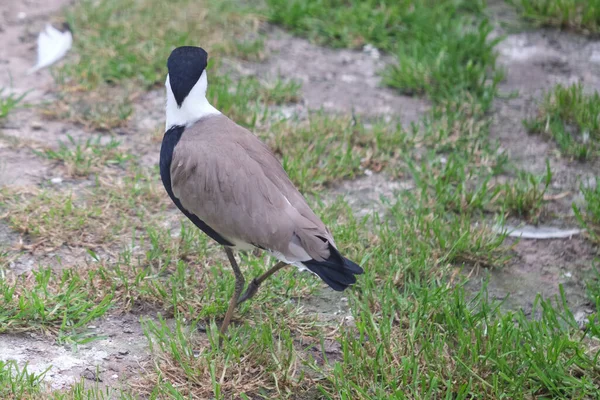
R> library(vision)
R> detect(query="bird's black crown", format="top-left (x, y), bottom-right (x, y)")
top-left (167, 46), bottom-right (208, 107)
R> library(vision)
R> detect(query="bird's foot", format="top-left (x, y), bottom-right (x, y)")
top-left (237, 279), bottom-right (260, 305)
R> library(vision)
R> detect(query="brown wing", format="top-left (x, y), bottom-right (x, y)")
top-left (169, 115), bottom-right (332, 261)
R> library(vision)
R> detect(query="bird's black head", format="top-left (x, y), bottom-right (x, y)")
top-left (167, 46), bottom-right (208, 107)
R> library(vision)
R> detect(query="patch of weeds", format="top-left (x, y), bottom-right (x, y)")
top-left (209, 74), bottom-right (302, 129)
top-left (525, 83), bottom-right (600, 160)
top-left (312, 284), bottom-right (600, 398)
top-left (263, 113), bottom-right (366, 192)
top-left (396, 102), bottom-right (511, 217)
top-left (387, 196), bottom-right (510, 274)
top-left (0, 88), bottom-right (26, 120)
top-left (573, 178), bottom-right (600, 242)
top-left (0, 268), bottom-right (112, 342)
top-left (230, 37), bottom-right (267, 62)
top-left (262, 0), bottom-right (502, 105)
top-left (1, 189), bottom-right (119, 248)
top-left (140, 313), bottom-right (313, 399)
top-left (406, 154), bottom-right (500, 216)
top-left (264, 0), bottom-right (485, 50)
top-left (509, 0), bottom-right (600, 34)
top-left (499, 162), bottom-right (552, 222)
top-left (0, 360), bottom-right (46, 399)
top-left (0, 171), bottom-right (167, 249)
top-left (35, 135), bottom-right (132, 177)
top-left (382, 10), bottom-right (503, 105)
top-left (43, 86), bottom-right (133, 131)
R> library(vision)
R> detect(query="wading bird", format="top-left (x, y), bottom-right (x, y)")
top-left (159, 46), bottom-right (363, 335)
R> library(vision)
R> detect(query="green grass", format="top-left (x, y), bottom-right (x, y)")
top-left (3, 0), bottom-right (600, 398)
top-left (0, 360), bottom-right (46, 399)
top-left (525, 83), bottom-right (600, 160)
top-left (0, 268), bottom-right (113, 343)
top-left (35, 135), bottom-right (132, 177)
top-left (208, 74), bottom-right (302, 129)
top-left (315, 285), bottom-right (600, 398)
top-left (49, 0), bottom-right (298, 130)
top-left (0, 169), bottom-right (167, 248)
top-left (510, 0), bottom-right (600, 34)
top-left (1, 153), bottom-right (598, 399)
top-left (500, 163), bottom-right (552, 222)
top-left (0, 88), bottom-right (26, 120)
top-left (261, 0), bottom-right (502, 106)
top-left (59, 0), bottom-right (260, 89)
top-left (573, 178), bottom-right (600, 243)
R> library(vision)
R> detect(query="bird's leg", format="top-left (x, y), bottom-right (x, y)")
top-left (220, 247), bottom-right (245, 336)
top-left (237, 261), bottom-right (288, 305)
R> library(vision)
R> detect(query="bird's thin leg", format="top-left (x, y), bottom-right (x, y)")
top-left (237, 261), bottom-right (288, 305)
top-left (220, 247), bottom-right (245, 336)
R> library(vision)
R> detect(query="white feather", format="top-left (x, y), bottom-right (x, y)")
top-left (28, 24), bottom-right (72, 74)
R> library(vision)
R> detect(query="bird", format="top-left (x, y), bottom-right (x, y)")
top-left (159, 46), bottom-right (364, 336)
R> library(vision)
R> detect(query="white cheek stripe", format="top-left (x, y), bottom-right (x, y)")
top-left (165, 71), bottom-right (220, 129)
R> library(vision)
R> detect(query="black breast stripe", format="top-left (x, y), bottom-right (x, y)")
top-left (159, 125), bottom-right (233, 246)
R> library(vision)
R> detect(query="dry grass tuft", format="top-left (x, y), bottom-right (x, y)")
top-left (0, 172), bottom-right (168, 251)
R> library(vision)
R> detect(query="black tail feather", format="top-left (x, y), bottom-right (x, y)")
top-left (303, 243), bottom-right (364, 292)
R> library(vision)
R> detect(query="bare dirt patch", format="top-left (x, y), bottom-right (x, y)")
top-left (493, 29), bottom-right (600, 184)
top-left (0, 145), bottom-right (49, 186)
top-left (0, 313), bottom-right (150, 391)
top-left (0, 0), bottom-right (87, 185)
top-left (236, 28), bottom-right (430, 123)
top-left (328, 173), bottom-right (412, 219)
top-left (0, 0), bottom-right (73, 101)
top-left (466, 236), bottom-right (597, 318)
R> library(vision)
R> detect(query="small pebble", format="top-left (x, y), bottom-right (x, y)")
top-left (118, 350), bottom-right (129, 356)
top-left (31, 121), bottom-right (43, 130)
top-left (363, 44), bottom-right (381, 60)
top-left (17, 12), bottom-right (26, 20)
top-left (50, 177), bottom-right (63, 184)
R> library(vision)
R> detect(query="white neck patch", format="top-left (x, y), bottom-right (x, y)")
top-left (165, 70), bottom-right (221, 130)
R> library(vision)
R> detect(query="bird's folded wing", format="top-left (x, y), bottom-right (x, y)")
top-left (169, 137), bottom-right (329, 261)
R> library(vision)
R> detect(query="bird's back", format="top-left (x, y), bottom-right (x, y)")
top-left (169, 114), bottom-right (334, 261)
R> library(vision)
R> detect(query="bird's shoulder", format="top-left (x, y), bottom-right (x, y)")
top-left (176, 115), bottom-right (285, 181)
top-left (174, 114), bottom-right (318, 208)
